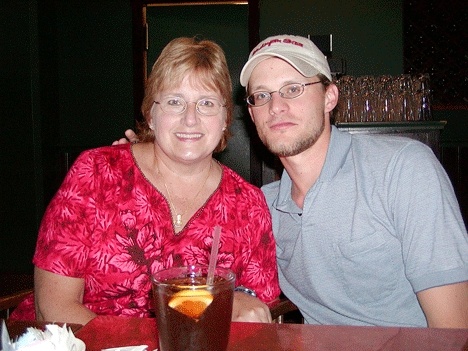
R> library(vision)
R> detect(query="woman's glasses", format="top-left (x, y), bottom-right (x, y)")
top-left (154, 97), bottom-right (226, 116)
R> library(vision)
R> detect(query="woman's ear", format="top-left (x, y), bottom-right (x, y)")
top-left (148, 117), bottom-right (154, 130)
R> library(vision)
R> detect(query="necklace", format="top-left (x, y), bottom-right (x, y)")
top-left (159, 161), bottom-right (212, 228)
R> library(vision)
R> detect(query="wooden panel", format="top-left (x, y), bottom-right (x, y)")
top-left (336, 121), bottom-right (446, 159)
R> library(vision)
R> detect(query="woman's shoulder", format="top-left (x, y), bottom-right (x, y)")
top-left (66, 144), bottom-right (135, 177)
top-left (220, 164), bottom-right (265, 198)
top-left (74, 144), bottom-right (133, 164)
top-left (221, 164), bottom-right (255, 186)
top-left (79, 143), bottom-right (131, 157)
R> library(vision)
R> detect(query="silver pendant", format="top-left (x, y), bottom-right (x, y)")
top-left (174, 214), bottom-right (183, 228)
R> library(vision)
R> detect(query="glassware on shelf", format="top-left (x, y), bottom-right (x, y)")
top-left (414, 73), bottom-right (432, 121)
top-left (334, 73), bottom-right (432, 123)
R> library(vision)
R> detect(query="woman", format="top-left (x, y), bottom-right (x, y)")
top-left (11, 37), bottom-right (280, 325)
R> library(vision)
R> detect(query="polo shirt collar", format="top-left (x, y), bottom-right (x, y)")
top-left (274, 126), bottom-right (352, 213)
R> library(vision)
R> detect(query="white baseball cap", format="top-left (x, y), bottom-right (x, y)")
top-left (240, 34), bottom-right (332, 87)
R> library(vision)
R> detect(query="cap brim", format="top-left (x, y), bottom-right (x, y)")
top-left (240, 53), bottom-right (323, 87)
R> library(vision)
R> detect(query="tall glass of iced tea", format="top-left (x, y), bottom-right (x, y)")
top-left (152, 265), bottom-right (235, 351)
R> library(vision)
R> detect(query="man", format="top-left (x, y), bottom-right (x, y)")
top-left (117, 35), bottom-right (468, 327)
top-left (239, 34), bottom-right (468, 328)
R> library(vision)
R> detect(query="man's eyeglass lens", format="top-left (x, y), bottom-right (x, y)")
top-left (246, 81), bottom-right (322, 106)
top-left (154, 97), bottom-right (225, 116)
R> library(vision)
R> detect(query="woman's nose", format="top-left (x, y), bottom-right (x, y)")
top-left (182, 102), bottom-right (199, 125)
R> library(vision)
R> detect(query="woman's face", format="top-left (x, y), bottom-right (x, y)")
top-left (150, 74), bottom-right (227, 164)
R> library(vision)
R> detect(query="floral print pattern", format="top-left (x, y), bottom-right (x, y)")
top-left (11, 144), bottom-right (280, 320)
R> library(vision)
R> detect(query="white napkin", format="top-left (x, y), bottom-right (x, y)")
top-left (10, 324), bottom-right (85, 351)
top-left (101, 346), bottom-right (149, 351)
top-left (1, 321), bottom-right (152, 351)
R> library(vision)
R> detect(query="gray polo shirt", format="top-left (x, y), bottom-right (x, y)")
top-left (262, 126), bottom-right (468, 326)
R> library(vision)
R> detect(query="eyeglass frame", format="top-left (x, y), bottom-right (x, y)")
top-left (153, 96), bottom-right (227, 116)
top-left (245, 81), bottom-right (323, 107)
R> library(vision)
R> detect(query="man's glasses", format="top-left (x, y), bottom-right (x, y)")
top-left (154, 97), bottom-right (226, 116)
top-left (246, 81), bottom-right (323, 107)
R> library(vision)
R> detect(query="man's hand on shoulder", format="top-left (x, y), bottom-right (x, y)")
top-left (112, 129), bottom-right (139, 145)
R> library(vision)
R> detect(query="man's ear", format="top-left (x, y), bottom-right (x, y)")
top-left (324, 84), bottom-right (339, 113)
top-left (248, 105), bottom-right (256, 123)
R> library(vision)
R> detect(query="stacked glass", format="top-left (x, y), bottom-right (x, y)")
top-left (334, 74), bottom-right (432, 123)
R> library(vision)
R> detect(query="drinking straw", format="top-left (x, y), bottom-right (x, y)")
top-left (206, 225), bottom-right (221, 285)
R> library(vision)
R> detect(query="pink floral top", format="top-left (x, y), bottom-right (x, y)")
top-left (11, 144), bottom-right (280, 320)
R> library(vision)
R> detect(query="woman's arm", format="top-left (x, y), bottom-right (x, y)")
top-left (34, 267), bottom-right (96, 325)
top-left (231, 291), bottom-right (272, 323)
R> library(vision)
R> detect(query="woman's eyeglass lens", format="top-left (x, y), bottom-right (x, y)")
top-left (154, 97), bottom-right (225, 116)
top-left (246, 81), bottom-right (322, 107)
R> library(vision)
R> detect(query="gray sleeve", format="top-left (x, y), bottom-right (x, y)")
top-left (387, 141), bottom-right (468, 292)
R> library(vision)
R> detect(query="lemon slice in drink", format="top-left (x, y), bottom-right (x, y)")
top-left (168, 289), bottom-right (213, 319)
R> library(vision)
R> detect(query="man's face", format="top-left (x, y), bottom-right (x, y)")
top-left (247, 57), bottom-right (333, 157)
